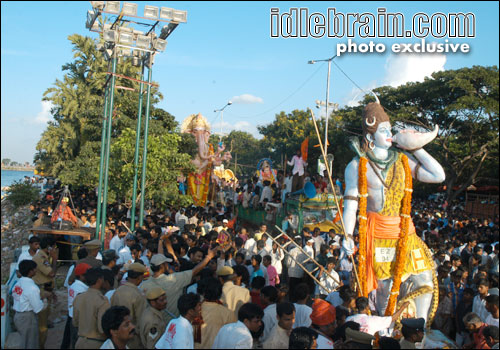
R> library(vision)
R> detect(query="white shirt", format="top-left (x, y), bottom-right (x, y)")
top-left (486, 314), bottom-right (499, 327)
top-left (304, 244), bottom-right (315, 259)
top-left (317, 334), bottom-right (334, 349)
top-left (293, 303), bottom-right (312, 328)
top-left (260, 186), bottom-right (273, 203)
top-left (261, 303), bottom-right (277, 342)
top-left (155, 316), bottom-right (193, 349)
top-left (315, 269), bottom-right (341, 295)
top-left (313, 236), bottom-right (325, 254)
top-left (16, 249), bottom-right (36, 270)
top-left (68, 279), bottom-right (88, 317)
top-left (244, 238), bottom-right (257, 259)
top-left (325, 291), bottom-right (343, 307)
top-left (109, 235), bottom-right (124, 252)
top-left (64, 265), bottom-right (75, 289)
top-left (270, 249), bottom-right (284, 275)
top-left (345, 313), bottom-right (393, 336)
top-left (100, 338), bottom-right (129, 349)
top-left (212, 321), bottom-right (253, 349)
top-left (117, 246), bottom-right (133, 266)
top-left (11, 277), bottom-right (44, 313)
top-left (288, 155), bottom-right (307, 176)
top-left (473, 295), bottom-right (492, 323)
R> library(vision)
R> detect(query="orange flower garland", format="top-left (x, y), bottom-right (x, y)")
top-left (357, 157), bottom-right (368, 297)
top-left (384, 154), bottom-right (413, 316)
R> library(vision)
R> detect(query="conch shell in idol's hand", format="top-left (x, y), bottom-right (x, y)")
top-left (392, 125), bottom-right (439, 150)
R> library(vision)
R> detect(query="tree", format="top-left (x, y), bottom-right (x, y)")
top-left (34, 33), bottom-right (195, 207)
top-left (337, 65), bottom-right (499, 203)
top-left (1, 158), bottom-right (10, 166)
top-left (109, 128), bottom-right (193, 208)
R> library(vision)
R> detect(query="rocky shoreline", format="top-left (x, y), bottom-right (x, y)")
top-left (0, 199), bottom-right (33, 284)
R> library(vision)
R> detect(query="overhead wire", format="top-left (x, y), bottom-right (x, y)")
top-left (224, 61), bottom-right (326, 119)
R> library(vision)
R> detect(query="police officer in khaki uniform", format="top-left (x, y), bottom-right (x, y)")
top-left (218, 266), bottom-right (251, 319)
top-left (32, 236), bottom-right (58, 349)
top-left (138, 287), bottom-right (168, 349)
top-left (344, 327), bottom-right (375, 348)
top-left (68, 239), bottom-right (103, 284)
top-left (400, 318), bottom-right (425, 349)
top-left (111, 262), bottom-right (148, 349)
top-left (73, 267), bottom-right (110, 349)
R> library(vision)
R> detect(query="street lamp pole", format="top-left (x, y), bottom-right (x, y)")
top-left (214, 101), bottom-right (232, 141)
top-left (308, 55), bottom-right (336, 155)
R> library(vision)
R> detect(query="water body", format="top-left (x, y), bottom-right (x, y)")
top-left (1, 170), bottom-right (35, 195)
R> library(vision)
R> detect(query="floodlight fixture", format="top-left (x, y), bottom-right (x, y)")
top-left (122, 2), bottom-right (137, 16)
top-left (103, 29), bottom-right (118, 42)
top-left (91, 1), bottom-right (105, 10)
top-left (132, 56), bottom-right (141, 67)
top-left (119, 32), bottom-right (133, 45)
top-left (105, 1), bottom-right (120, 14)
top-left (159, 7), bottom-right (173, 20)
top-left (86, 10), bottom-right (98, 29)
top-left (159, 23), bottom-right (178, 40)
top-left (172, 10), bottom-right (187, 23)
top-left (136, 35), bottom-right (151, 49)
top-left (153, 38), bottom-right (167, 52)
top-left (144, 5), bottom-right (159, 19)
top-left (91, 20), bottom-right (100, 31)
top-left (119, 47), bottom-right (131, 56)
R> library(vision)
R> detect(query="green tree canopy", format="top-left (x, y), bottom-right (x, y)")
top-left (34, 33), bottom-right (193, 207)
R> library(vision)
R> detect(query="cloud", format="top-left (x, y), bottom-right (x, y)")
top-left (341, 81), bottom-right (378, 107)
top-left (230, 94), bottom-right (264, 104)
top-left (383, 52), bottom-right (446, 88)
top-left (35, 101), bottom-right (54, 124)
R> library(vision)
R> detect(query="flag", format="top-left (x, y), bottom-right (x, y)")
top-left (301, 137), bottom-right (309, 162)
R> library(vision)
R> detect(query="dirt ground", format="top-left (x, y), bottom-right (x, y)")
top-left (44, 264), bottom-right (70, 349)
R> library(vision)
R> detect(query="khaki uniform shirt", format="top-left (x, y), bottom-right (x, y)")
top-left (72, 288), bottom-right (110, 340)
top-left (111, 282), bottom-right (147, 325)
top-left (262, 324), bottom-right (290, 349)
top-left (69, 256), bottom-right (103, 284)
top-left (221, 281), bottom-right (251, 318)
top-left (195, 301), bottom-right (236, 350)
top-left (400, 338), bottom-right (417, 349)
top-left (138, 305), bottom-right (167, 350)
top-left (139, 270), bottom-right (192, 318)
top-left (32, 250), bottom-right (54, 287)
top-left (111, 282), bottom-right (147, 349)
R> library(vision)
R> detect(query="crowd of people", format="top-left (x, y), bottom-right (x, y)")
top-left (9, 175), bottom-right (500, 349)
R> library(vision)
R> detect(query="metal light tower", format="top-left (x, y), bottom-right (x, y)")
top-left (86, 1), bottom-right (187, 242)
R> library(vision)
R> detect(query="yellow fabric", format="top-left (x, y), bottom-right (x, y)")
top-left (188, 145), bottom-right (214, 206)
top-left (373, 233), bottom-right (430, 281)
top-left (364, 154), bottom-right (431, 290)
top-left (379, 153), bottom-right (405, 217)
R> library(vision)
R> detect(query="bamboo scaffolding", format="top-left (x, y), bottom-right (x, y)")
top-left (266, 227), bottom-right (341, 294)
top-left (309, 109), bottom-right (362, 294)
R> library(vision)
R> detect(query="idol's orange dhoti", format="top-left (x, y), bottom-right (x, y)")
top-left (365, 211), bottom-right (430, 294)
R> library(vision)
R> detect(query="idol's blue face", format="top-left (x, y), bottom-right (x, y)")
top-left (372, 121), bottom-right (393, 149)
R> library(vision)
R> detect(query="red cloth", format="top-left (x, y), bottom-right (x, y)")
top-left (473, 324), bottom-right (491, 349)
top-left (50, 203), bottom-right (78, 225)
top-left (250, 290), bottom-right (264, 309)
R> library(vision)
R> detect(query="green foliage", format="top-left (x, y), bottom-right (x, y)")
top-left (6, 181), bottom-right (40, 208)
top-left (2, 158), bottom-right (11, 166)
top-left (108, 128), bottom-right (194, 208)
top-left (34, 33), bottom-right (193, 207)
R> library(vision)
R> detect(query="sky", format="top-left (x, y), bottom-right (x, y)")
top-left (1, 1), bottom-right (498, 164)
